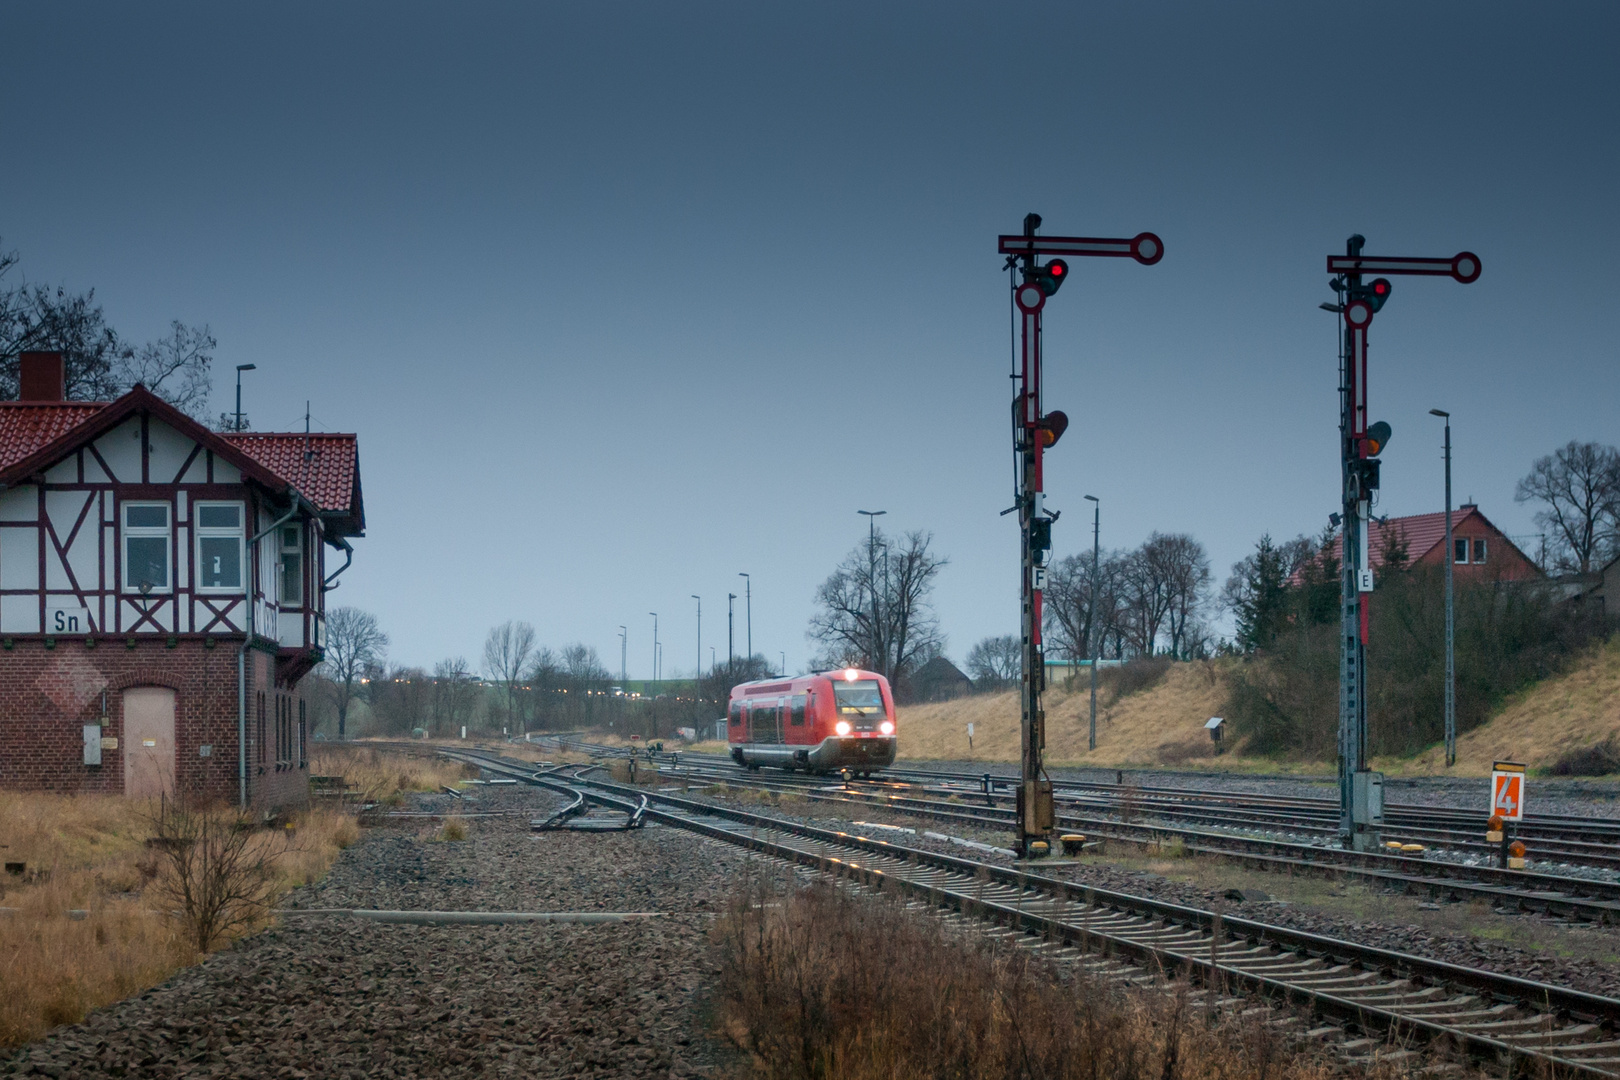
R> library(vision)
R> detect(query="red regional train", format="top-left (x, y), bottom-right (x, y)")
top-left (728, 668), bottom-right (897, 775)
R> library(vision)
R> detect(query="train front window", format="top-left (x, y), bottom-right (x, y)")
top-left (833, 680), bottom-right (884, 714)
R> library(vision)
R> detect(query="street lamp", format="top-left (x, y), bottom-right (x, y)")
top-left (649, 612), bottom-right (659, 694)
top-left (618, 625), bottom-right (627, 685)
top-left (738, 573), bottom-right (751, 662)
top-left (234, 364), bottom-right (256, 432)
top-left (1429, 408), bottom-right (1455, 768)
top-left (691, 595), bottom-right (702, 680)
top-left (727, 593), bottom-right (737, 667)
top-left (1084, 495), bottom-right (1100, 752)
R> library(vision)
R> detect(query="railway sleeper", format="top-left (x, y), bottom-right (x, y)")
top-left (1494, 1023), bottom-right (1603, 1046)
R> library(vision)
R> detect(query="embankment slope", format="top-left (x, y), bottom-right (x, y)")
top-left (896, 661), bottom-right (1254, 768)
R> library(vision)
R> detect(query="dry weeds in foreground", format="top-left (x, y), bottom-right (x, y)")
top-left (715, 875), bottom-right (1409, 1080)
top-left (311, 743), bottom-right (478, 802)
top-left (0, 791), bottom-right (359, 1048)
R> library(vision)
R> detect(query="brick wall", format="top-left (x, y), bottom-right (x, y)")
top-left (0, 637), bottom-right (309, 810)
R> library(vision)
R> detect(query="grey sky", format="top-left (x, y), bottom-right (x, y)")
top-left (3, 3), bottom-right (1616, 676)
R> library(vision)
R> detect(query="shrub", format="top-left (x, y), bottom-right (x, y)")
top-left (1546, 738), bottom-right (1620, 777)
top-left (715, 874), bottom-right (1337, 1080)
top-left (1224, 565), bottom-right (1608, 759)
top-left (146, 799), bottom-right (291, 952)
top-left (1100, 656), bottom-right (1175, 703)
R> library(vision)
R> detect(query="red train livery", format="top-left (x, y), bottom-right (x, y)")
top-left (728, 668), bottom-right (897, 775)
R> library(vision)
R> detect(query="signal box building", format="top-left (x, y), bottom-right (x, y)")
top-left (0, 352), bottom-right (363, 809)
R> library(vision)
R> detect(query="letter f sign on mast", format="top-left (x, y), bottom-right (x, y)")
top-left (996, 214), bottom-right (1163, 858)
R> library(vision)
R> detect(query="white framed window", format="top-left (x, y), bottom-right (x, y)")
top-left (1473, 538), bottom-right (1487, 564)
top-left (122, 502), bottom-right (171, 592)
top-left (279, 523), bottom-right (303, 607)
top-left (1454, 538), bottom-right (1470, 564)
top-left (194, 502), bottom-right (245, 592)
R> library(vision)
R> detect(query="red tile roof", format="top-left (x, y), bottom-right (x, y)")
top-left (0, 392), bottom-right (362, 536)
top-left (1315, 506), bottom-right (1539, 577)
top-left (0, 402), bottom-right (108, 470)
top-left (221, 433), bottom-right (360, 516)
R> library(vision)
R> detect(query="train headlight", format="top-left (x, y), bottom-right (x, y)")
top-left (843, 668), bottom-right (859, 681)
top-left (880, 721), bottom-right (894, 735)
top-left (835, 720), bottom-right (852, 736)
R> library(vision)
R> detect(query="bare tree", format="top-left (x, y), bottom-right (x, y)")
top-left (807, 527), bottom-right (948, 690)
top-left (371, 666), bottom-right (431, 735)
top-left (1154, 533), bottom-right (1212, 658)
top-left (431, 657), bottom-right (479, 737)
top-left (964, 635), bottom-right (1020, 690)
top-left (320, 607), bottom-right (388, 739)
top-left (483, 620), bottom-right (536, 732)
top-left (0, 239), bottom-right (216, 418)
top-left (1515, 441), bottom-right (1620, 573)
top-left (1045, 548), bottom-right (1129, 662)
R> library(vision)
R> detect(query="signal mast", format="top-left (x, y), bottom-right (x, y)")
top-left (997, 214), bottom-right (1162, 856)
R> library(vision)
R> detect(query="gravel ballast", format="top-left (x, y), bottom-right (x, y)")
top-left (2, 785), bottom-right (749, 1079)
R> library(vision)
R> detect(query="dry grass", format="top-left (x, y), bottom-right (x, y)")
top-left (311, 744), bottom-right (478, 803)
top-left (433, 816), bottom-right (470, 842)
top-left (0, 792), bottom-right (359, 1048)
top-left (1379, 637), bottom-right (1620, 777)
top-left (715, 874), bottom-right (1353, 1080)
top-left (897, 661), bottom-right (1291, 770)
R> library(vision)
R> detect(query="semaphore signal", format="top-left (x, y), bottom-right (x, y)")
top-left (996, 213), bottom-right (1162, 857)
top-left (1327, 235), bottom-right (1480, 852)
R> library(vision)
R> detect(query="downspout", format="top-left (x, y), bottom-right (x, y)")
top-left (322, 537), bottom-right (353, 591)
top-left (240, 491), bottom-right (305, 810)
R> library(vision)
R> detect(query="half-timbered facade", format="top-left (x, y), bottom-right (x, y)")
top-left (0, 352), bottom-right (364, 809)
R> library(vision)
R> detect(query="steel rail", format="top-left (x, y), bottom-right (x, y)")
top-left (583, 756), bottom-right (1620, 922)
top-left (452, 748), bottom-right (1620, 1079)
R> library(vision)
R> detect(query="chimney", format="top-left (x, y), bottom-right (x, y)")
top-left (18, 351), bottom-right (65, 402)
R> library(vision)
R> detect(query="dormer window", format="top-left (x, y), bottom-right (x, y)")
top-left (195, 502), bottom-right (245, 592)
top-left (123, 503), bottom-right (171, 592)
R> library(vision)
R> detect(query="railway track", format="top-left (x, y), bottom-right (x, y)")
top-left (446, 746), bottom-right (1620, 1079)
top-left (539, 736), bottom-right (1620, 871)
top-left (498, 738), bottom-right (1620, 923)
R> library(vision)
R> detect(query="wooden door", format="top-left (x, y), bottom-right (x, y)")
top-left (123, 688), bottom-right (176, 798)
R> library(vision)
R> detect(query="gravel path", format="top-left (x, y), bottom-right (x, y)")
top-left (2, 786), bottom-right (749, 1079)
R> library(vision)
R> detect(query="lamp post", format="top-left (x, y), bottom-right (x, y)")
top-left (691, 595), bottom-right (702, 680)
top-left (618, 625), bottom-right (627, 685)
top-left (780, 651), bottom-right (786, 677)
top-left (1084, 494), bottom-right (1100, 751)
top-left (649, 612), bottom-right (659, 695)
top-left (738, 573), bottom-right (751, 662)
top-left (1430, 408), bottom-right (1455, 768)
top-left (233, 364), bottom-right (256, 432)
top-left (727, 593), bottom-right (736, 667)
top-left (858, 510), bottom-right (886, 673)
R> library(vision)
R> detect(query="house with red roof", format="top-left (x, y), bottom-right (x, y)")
top-left (1318, 505), bottom-right (1542, 582)
top-left (0, 352), bottom-right (363, 809)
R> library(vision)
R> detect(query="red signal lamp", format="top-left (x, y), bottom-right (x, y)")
top-left (1032, 259), bottom-right (1069, 297)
